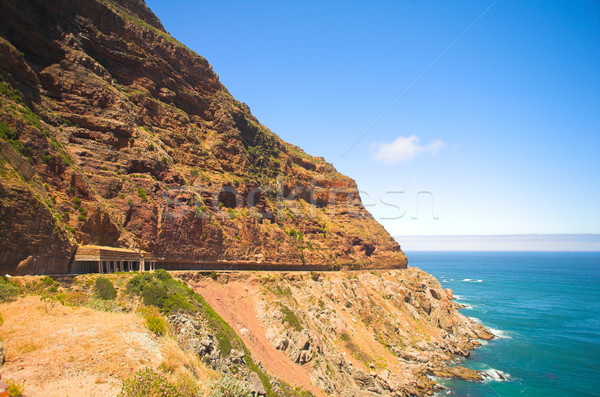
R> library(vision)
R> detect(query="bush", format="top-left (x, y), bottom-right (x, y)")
top-left (126, 273), bottom-right (153, 295)
top-left (142, 280), bottom-right (168, 307)
top-left (153, 269), bottom-right (172, 281)
top-left (40, 276), bottom-right (56, 287)
top-left (136, 306), bottom-right (169, 336)
top-left (162, 293), bottom-right (194, 313)
top-left (208, 377), bottom-right (254, 397)
top-left (6, 379), bottom-right (25, 397)
top-left (126, 273), bottom-right (193, 314)
top-left (279, 303), bottom-right (303, 331)
top-left (0, 277), bottom-right (21, 302)
top-left (120, 368), bottom-right (178, 397)
top-left (145, 314), bottom-right (167, 336)
top-left (94, 277), bottom-right (117, 300)
top-left (137, 187), bottom-right (148, 202)
top-left (0, 121), bottom-right (16, 140)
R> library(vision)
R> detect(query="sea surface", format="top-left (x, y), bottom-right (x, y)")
top-left (408, 251), bottom-right (600, 397)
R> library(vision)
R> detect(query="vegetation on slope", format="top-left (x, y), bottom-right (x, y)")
top-left (0, 271), bottom-right (314, 396)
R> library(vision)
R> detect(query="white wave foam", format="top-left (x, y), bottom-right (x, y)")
top-left (462, 278), bottom-right (483, 283)
top-left (469, 316), bottom-right (482, 324)
top-left (480, 368), bottom-right (511, 382)
top-left (460, 303), bottom-right (474, 310)
top-left (452, 294), bottom-right (462, 300)
top-left (488, 327), bottom-right (512, 339)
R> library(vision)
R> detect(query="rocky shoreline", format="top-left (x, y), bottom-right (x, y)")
top-left (180, 268), bottom-right (494, 396)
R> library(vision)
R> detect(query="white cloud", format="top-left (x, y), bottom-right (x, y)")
top-left (370, 135), bottom-right (444, 164)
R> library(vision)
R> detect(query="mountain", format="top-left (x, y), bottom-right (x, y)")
top-left (0, 0), bottom-right (406, 274)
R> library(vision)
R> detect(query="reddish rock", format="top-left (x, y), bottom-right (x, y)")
top-left (0, 0), bottom-right (407, 273)
top-left (445, 288), bottom-right (454, 300)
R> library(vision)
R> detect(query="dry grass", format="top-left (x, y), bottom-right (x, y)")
top-left (0, 295), bottom-right (213, 396)
top-left (159, 339), bottom-right (216, 395)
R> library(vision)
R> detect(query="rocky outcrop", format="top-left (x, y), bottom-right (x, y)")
top-left (183, 268), bottom-right (495, 396)
top-left (0, 0), bottom-right (406, 274)
top-left (0, 180), bottom-right (74, 275)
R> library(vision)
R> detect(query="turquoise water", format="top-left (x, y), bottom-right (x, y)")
top-left (408, 252), bottom-right (600, 397)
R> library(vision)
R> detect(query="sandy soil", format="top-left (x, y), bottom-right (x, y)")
top-left (0, 296), bottom-right (191, 396)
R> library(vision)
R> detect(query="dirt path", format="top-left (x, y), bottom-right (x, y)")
top-left (190, 278), bottom-right (326, 397)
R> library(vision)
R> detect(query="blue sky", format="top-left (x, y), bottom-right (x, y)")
top-left (146, 0), bottom-right (600, 248)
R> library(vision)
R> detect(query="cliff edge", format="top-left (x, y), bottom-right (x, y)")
top-left (0, 0), bottom-right (406, 274)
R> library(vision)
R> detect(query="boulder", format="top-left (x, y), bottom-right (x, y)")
top-left (444, 288), bottom-right (454, 300)
top-left (248, 372), bottom-right (267, 396)
top-left (433, 366), bottom-right (483, 382)
top-left (430, 288), bottom-right (443, 300)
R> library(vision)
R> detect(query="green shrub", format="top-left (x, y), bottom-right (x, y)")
top-left (119, 368), bottom-right (178, 397)
top-left (0, 78), bottom-right (23, 104)
top-left (0, 121), bottom-right (17, 140)
top-left (141, 279), bottom-right (168, 307)
top-left (6, 379), bottom-right (25, 397)
top-left (145, 314), bottom-right (167, 336)
top-left (279, 303), bottom-right (303, 331)
top-left (126, 273), bottom-right (194, 314)
top-left (162, 293), bottom-right (194, 313)
top-left (40, 275), bottom-right (56, 287)
top-left (0, 277), bottom-right (21, 302)
top-left (210, 271), bottom-right (217, 280)
top-left (94, 277), bottom-right (117, 300)
top-left (153, 268), bottom-right (172, 281)
top-left (126, 273), bottom-right (153, 295)
top-left (137, 187), bottom-right (148, 202)
top-left (208, 377), bottom-right (254, 397)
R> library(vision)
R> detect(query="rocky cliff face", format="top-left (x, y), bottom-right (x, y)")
top-left (0, 0), bottom-right (406, 274)
top-left (182, 269), bottom-right (494, 396)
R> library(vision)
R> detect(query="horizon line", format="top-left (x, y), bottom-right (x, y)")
top-left (394, 233), bottom-right (600, 237)
top-left (393, 234), bottom-right (600, 252)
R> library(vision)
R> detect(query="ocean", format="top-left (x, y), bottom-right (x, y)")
top-left (407, 252), bottom-right (600, 397)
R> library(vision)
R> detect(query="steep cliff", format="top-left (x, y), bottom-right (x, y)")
top-left (0, 0), bottom-right (406, 274)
